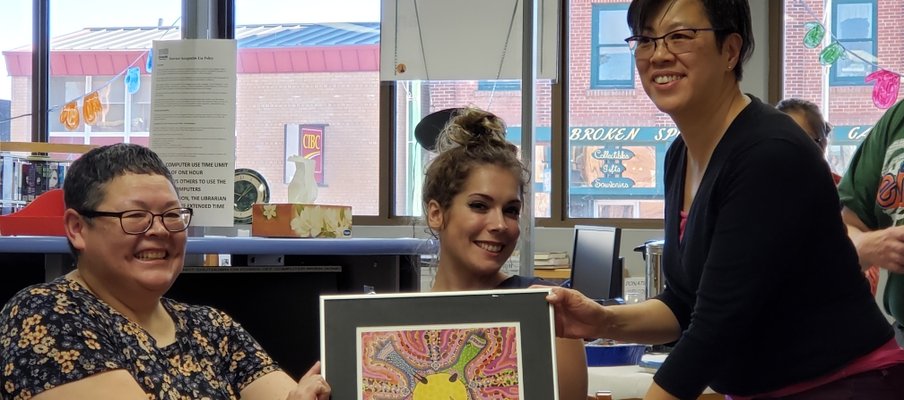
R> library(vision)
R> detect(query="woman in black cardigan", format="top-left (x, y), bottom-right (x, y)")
top-left (545, 0), bottom-right (904, 399)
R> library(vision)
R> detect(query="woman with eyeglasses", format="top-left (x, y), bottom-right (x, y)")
top-left (776, 98), bottom-right (832, 153)
top-left (544, 1), bottom-right (904, 399)
top-left (0, 144), bottom-right (330, 400)
top-left (775, 98), bottom-right (841, 184)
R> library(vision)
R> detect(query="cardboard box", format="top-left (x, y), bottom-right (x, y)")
top-left (251, 203), bottom-right (352, 238)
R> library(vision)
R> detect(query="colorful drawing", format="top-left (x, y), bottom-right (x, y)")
top-left (358, 324), bottom-right (522, 400)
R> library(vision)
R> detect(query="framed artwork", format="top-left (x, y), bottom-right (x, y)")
top-left (320, 288), bottom-right (558, 400)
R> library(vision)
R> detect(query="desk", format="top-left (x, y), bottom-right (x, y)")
top-left (0, 235), bottom-right (428, 288)
top-left (588, 366), bottom-right (723, 400)
top-left (0, 235), bottom-right (430, 378)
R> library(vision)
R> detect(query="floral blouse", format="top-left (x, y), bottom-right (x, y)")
top-left (0, 278), bottom-right (279, 399)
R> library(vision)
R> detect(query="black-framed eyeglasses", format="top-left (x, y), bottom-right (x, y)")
top-left (625, 28), bottom-right (722, 58)
top-left (79, 208), bottom-right (193, 235)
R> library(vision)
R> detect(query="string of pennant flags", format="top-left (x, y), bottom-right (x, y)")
top-left (796, 0), bottom-right (900, 109)
top-left (56, 39), bottom-right (158, 131)
top-left (0, 19), bottom-right (177, 129)
top-left (10, 4), bottom-right (902, 130)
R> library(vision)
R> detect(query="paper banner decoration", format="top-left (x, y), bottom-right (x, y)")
top-left (83, 92), bottom-right (103, 126)
top-left (799, 12), bottom-right (902, 109)
top-left (803, 22), bottom-right (825, 49)
top-left (59, 102), bottom-right (80, 131)
top-left (818, 42), bottom-right (844, 65)
top-left (865, 70), bottom-right (901, 109)
top-left (125, 67), bottom-right (141, 94)
top-left (146, 48), bottom-right (153, 73)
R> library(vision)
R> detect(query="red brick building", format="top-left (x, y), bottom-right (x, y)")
top-left (4, 0), bottom-right (903, 219)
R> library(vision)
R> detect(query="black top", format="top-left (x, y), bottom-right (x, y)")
top-left (496, 275), bottom-right (556, 289)
top-left (653, 95), bottom-right (893, 397)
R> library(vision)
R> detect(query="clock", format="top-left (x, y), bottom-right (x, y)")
top-left (234, 168), bottom-right (270, 224)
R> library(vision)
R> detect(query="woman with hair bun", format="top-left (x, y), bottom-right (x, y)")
top-left (423, 107), bottom-right (589, 400)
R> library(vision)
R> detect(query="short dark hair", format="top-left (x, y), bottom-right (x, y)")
top-left (626, 0), bottom-right (754, 81)
top-left (64, 143), bottom-right (175, 256)
top-left (776, 98), bottom-right (832, 139)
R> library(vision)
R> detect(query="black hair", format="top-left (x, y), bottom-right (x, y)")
top-left (626, 0), bottom-right (754, 81)
top-left (64, 143), bottom-right (175, 256)
top-left (776, 98), bottom-right (832, 139)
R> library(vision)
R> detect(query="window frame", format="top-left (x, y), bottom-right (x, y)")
top-left (48, 75), bottom-right (150, 145)
top-left (589, 3), bottom-right (635, 89)
top-left (829, 0), bottom-right (877, 86)
top-left (21, 1), bottom-right (788, 229)
top-left (476, 80), bottom-right (521, 91)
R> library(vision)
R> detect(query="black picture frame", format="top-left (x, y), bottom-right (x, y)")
top-left (320, 288), bottom-right (559, 399)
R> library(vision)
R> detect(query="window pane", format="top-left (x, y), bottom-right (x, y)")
top-left (835, 41), bottom-right (873, 79)
top-left (131, 76), bottom-right (152, 133)
top-left (49, 77), bottom-right (86, 134)
top-left (591, 4), bottom-right (634, 88)
top-left (597, 47), bottom-right (633, 81)
top-left (571, 1), bottom-right (668, 219)
top-left (837, 3), bottom-right (873, 39)
top-left (783, 0), bottom-right (892, 177)
top-left (597, 9), bottom-right (630, 44)
top-left (393, 80), bottom-right (553, 218)
top-left (48, 1), bottom-right (180, 143)
top-left (0, 2), bottom-right (32, 143)
top-left (89, 76), bottom-right (126, 133)
top-left (236, 0), bottom-right (381, 215)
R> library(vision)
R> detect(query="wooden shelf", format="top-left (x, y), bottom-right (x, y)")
top-left (0, 142), bottom-right (97, 154)
top-left (534, 268), bottom-right (571, 280)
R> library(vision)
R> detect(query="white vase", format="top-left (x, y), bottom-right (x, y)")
top-left (287, 155), bottom-right (318, 203)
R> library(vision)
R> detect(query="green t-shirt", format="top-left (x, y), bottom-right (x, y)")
top-left (838, 99), bottom-right (904, 325)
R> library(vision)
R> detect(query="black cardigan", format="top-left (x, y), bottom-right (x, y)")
top-left (652, 96), bottom-right (893, 398)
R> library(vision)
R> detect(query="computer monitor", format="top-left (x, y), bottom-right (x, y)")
top-left (569, 225), bottom-right (623, 301)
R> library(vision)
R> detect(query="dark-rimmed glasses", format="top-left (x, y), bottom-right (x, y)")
top-left (79, 208), bottom-right (193, 235)
top-left (625, 28), bottom-right (721, 59)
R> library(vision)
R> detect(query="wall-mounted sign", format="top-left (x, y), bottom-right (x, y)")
top-left (569, 127), bottom-right (680, 145)
top-left (590, 146), bottom-right (636, 189)
top-left (150, 39), bottom-right (237, 227)
top-left (285, 124), bottom-right (326, 185)
top-left (832, 125), bottom-right (872, 144)
top-left (591, 147), bottom-right (635, 160)
top-left (504, 126), bottom-right (680, 197)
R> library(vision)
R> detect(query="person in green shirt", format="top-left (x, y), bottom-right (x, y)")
top-left (838, 99), bottom-right (904, 345)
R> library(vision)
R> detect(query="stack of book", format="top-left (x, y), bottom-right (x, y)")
top-left (534, 251), bottom-right (570, 269)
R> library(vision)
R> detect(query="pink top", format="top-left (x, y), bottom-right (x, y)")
top-left (727, 339), bottom-right (904, 399)
top-left (679, 210), bottom-right (688, 241)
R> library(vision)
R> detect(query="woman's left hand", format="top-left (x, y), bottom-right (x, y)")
top-left (286, 361), bottom-right (331, 400)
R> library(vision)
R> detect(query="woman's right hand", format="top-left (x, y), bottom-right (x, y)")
top-left (286, 361), bottom-right (331, 400)
top-left (542, 286), bottom-right (608, 339)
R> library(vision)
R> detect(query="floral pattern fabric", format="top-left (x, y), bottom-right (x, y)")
top-left (0, 278), bottom-right (278, 399)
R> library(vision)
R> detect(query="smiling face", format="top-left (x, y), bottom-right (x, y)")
top-left (634, 0), bottom-right (740, 118)
top-left (66, 173), bottom-right (187, 298)
top-left (428, 164), bottom-right (522, 284)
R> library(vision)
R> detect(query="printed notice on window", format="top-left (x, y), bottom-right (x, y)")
top-left (150, 39), bottom-right (236, 227)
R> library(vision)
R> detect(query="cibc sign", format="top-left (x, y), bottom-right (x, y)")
top-left (300, 125), bottom-right (325, 184)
